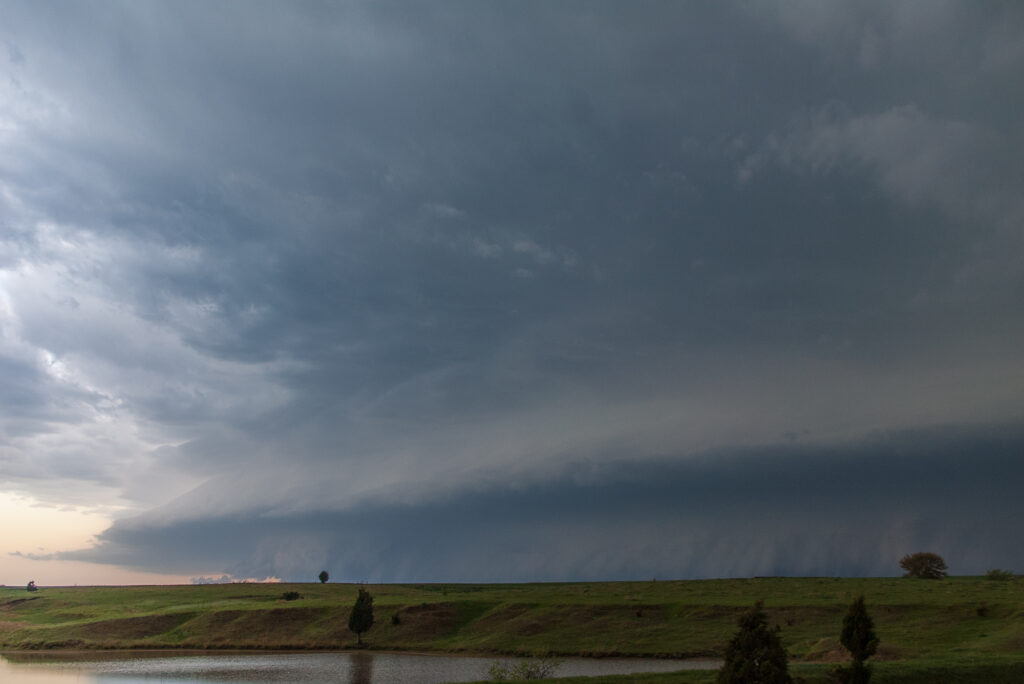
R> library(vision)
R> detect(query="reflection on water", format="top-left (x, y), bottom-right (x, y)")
top-left (350, 651), bottom-right (373, 684)
top-left (1, 650), bottom-right (720, 684)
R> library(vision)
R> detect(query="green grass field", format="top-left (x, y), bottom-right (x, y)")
top-left (2, 576), bottom-right (1023, 682)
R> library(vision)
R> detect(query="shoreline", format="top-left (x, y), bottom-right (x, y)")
top-left (1, 648), bottom-right (720, 662)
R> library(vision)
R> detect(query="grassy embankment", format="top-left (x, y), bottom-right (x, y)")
top-left (2, 577), bottom-right (1023, 682)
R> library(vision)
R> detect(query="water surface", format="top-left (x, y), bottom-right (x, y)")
top-left (1, 651), bottom-right (720, 683)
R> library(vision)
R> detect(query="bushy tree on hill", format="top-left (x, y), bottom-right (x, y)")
top-left (348, 588), bottom-right (374, 646)
top-left (899, 552), bottom-right (947, 579)
top-left (718, 601), bottom-right (792, 684)
top-left (318, 570), bottom-right (329, 584)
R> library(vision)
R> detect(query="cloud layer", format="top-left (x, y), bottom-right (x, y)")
top-left (1, 1), bottom-right (1022, 581)
top-left (43, 424), bottom-right (1024, 581)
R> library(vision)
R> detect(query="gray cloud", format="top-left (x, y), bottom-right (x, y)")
top-left (1, 1), bottom-right (1022, 580)
top-left (43, 423), bottom-right (1024, 581)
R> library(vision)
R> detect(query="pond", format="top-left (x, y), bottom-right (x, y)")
top-left (0, 651), bottom-right (721, 683)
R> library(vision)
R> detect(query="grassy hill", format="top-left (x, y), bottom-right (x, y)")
top-left (2, 577), bottom-right (1023, 681)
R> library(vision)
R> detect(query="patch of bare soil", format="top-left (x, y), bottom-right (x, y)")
top-left (0, 597), bottom-right (41, 610)
top-left (469, 604), bottom-right (533, 632)
top-left (196, 607), bottom-right (327, 646)
top-left (767, 605), bottom-right (843, 629)
top-left (0, 619), bottom-right (30, 632)
top-left (468, 604), bottom-right (667, 641)
top-left (801, 638), bottom-right (850, 663)
top-left (71, 613), bottom-right (195, 640)
top-left (390, 603), bottom-right (464, 641)
top-left (801, 639), bottom-right (902, 663)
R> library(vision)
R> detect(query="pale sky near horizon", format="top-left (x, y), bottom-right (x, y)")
top-left (2, 1), bottom-right (1023, 585)
top-left (0, 492), bottom-right (191, 585)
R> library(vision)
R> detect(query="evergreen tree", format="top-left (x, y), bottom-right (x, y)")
top-left (841, 596), bottom-right (878, 662)
top-left (834, 596), bottom-right (878, 684)
top-left (318, 570), bottom-right (329, 584)
top-left (347, 588), bottom-right (374, 645)
top-left (717, 601), bottom-right (792, 684)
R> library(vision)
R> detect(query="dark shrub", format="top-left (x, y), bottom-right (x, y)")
top-left (985, 569), bottom-right (1013, 581)
top-left (718, 601), bottom-right (792, 684)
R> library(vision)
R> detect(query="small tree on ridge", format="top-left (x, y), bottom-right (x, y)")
top-left (318, 570), bottom-right (329, 584)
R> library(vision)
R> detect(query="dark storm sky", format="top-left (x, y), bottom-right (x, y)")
top-left (2, 1), bottom-right (1023, 581)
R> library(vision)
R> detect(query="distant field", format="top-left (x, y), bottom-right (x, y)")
top-left (2, 577), bottom-right (1023, 682)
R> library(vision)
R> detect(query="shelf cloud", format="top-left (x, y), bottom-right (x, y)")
top-left (2, 1), bottom-right (1022, 582)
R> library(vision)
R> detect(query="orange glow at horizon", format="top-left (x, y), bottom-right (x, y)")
top-left (0, 491), bottom-right (195, 586)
